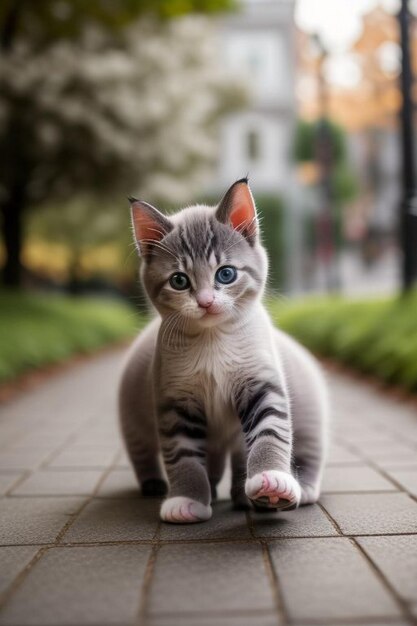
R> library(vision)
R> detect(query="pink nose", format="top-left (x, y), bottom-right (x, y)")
top-left (196, 289), bottom-right (214, 309)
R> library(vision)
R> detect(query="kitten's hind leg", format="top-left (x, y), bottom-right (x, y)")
top-left (293, 427), bottom-right (326, 505)
top-left (230, 437), bottom-right (250, 510)
top-left (119, 327), bottom-right (168, 498)
top-left (278, 328), bottom-right (329, 506)
top-left (292, 387), bottom-right (328, 505)
top-left (120, 398), bottom-right (167, 497)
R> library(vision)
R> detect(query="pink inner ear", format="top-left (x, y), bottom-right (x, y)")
top-left (229, 185), bottom-right (257, 236)
top-left (132, 207), bottom-right (164, 244)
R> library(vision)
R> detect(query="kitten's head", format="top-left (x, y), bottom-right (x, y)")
top-left (130, 178), bottom-right (268, 329)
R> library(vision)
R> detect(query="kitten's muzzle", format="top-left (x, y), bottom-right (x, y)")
top-left (196, 289), bottom-right (215, 309)
top-left (202, 304), bottom-right (221, 316)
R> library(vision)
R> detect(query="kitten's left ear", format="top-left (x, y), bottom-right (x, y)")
top-left (215, 177), bottom-right (258, 244)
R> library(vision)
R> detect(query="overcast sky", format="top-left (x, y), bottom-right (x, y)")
top-left (295, 0), bottom-right (401, 52)
top-left (295, 0), bottom-right (403, 88)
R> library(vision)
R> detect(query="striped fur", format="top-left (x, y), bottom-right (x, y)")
top-left (120, 180), bottom-right (329, 522)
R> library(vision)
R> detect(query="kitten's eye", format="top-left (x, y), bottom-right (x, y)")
top-left (169, 272), bottom-right (190, 291)
top-left (215, 266), bottom-right (237, 285)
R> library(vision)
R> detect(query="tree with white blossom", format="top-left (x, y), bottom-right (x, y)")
top-left (0, 1), bottom-right (242, 286)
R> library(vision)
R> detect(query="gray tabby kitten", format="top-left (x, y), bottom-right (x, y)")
top-left (119, 178), bottom-right (328, 523)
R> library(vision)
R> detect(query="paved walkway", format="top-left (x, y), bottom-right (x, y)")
top-left (0, 350), bottom-right (416, 626)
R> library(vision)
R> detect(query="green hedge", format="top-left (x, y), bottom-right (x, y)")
top-left (268, 292), bottom-right (417, 390)
top-left (0, 291), bottom-right (144, 383)
top-left (256, 195), bottom-right (285, 291)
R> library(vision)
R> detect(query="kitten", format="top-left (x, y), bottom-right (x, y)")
top-left (119, 178), bottom-right (328, 523)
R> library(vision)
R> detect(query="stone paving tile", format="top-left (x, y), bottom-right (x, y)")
top-left (333, 424), bottom-right (394, 442)
top-left (292, 622), bottom-right (411, 626)
top-left (147, 614), bottom-right (280, 626)
top-left (250, 503), bottom-right (337, 538)
top-left (326, 444), bottom-right (363, 465)
top-left (0, 473), bottom-right (23, 496)
top-left (0, 497), bottom-right (85, 545)
top-left (357, 536), bottom-right (417, 605)
top-left (71, 430), bottom-right (121, 449)
top-left (384, 468), bottom-right (417, 498)
top-left (321, 493), bottom-right (417, 535)
top-left (0, 449), bottom-right (53, 471)
top-left (114, 449), bottom-right (131, 469)
top-left (95, 469), bottom-right (140, 498)
top-left (354, 441), bottom-right (417, 464)
top-left (63, 497), bottom-right (159, 543)
top-left (321, 464), bottom-right (397, 493)
top-left (46, 445), bottom-right (118, 470)
top-left (1, 351), bottom-right (416, 626)
top-left (160, 501), bottom-right (251, 541)
top-left (148, 543), bottom-right (274, 615)
top-left (269, 538), bottom-right (401, 622)
top-left (0, 545), bottom-right (150, 625)
top-left (6, 432), bottom-right (71, 449)
top-left (11, 469), bottom-right (104, 497)
top-left (376, 458), bottom-right (417, 470)
top-left (0, 546), bottom-right (39, 596)
top-left (356, 438), bottom-right (417, 453)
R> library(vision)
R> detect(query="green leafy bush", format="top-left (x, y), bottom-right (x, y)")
top-left (256, 195), bottom-right (285, 291)
top-left (268, 292), bottom-right (417, 390)
top-left (0, 291), bottom-right (144, 383)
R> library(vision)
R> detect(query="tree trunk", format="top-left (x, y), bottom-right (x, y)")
top-left (1, 190), bottom-right (25, 288)
top-left (1, 0), bottom-right (23, 53)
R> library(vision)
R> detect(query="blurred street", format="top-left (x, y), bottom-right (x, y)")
top-left (0, 350), bottom-right (416, 626)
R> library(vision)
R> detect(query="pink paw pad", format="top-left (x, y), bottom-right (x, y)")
top-left (245, 470), bottom-right (301, 510)
top-left (160, 497), bottom-right (212, 524)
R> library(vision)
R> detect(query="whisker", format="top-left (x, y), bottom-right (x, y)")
top-left (161, 312), bottom-right (178, 347)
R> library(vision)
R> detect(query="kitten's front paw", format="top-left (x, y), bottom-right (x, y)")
top-left (160, 497), bottom-right (212, 524)
top-left (245, 470), bottom-right (301, 510)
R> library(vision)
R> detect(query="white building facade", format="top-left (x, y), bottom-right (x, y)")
top-left (214, 0), bottom-right (296, 195)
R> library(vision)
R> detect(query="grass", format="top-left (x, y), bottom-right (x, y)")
top-left (0, 291), bottom-right (145, 383)
top-left (268, 291), bottom-right (417, 391)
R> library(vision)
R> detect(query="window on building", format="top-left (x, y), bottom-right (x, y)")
top-left (247, 130), bottom-right (260, 161)
top-left (247, 52), bottom-right (261, 78)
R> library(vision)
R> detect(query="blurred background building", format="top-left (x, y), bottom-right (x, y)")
top-left (1, 0), bottom-right (416, 299)
top-left (213, 0), bottom-right (296, 196)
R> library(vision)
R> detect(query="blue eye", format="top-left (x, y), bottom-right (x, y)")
top-left (215, 266), bottom-right (237, 285)
top-left (169, 272), bottom-right (190, 291)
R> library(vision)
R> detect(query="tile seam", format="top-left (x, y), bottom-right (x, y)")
top-left (350, 536), bottom-right (417, 625)
top-left (3, 530), bottom-right (417, 549)
top-left (0, 545), bottom-right (48, 611)
top-left (261, 541), bottom-right (289, 626)
top-left (339, 441), bottom-right (417, 504)
top-left (55, 449), bottom-right (122, 544)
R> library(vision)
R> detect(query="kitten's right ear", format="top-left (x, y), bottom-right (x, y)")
top-left (129, 197), bottom-right (173, 256)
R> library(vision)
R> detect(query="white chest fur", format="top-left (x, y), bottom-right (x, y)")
top-left (160, 330), bottom-right (237, 423)
top-left (157, 308), bottom-right (281, 444)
